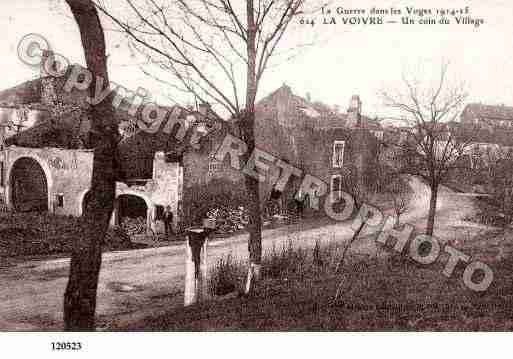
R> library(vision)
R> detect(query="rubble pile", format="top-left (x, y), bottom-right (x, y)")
top-left (206, 206), bottom-right (249, 234)
top-left (205, 204), bottom-right (297, 234)
top-left (120, 216), bottom-right (147, 236)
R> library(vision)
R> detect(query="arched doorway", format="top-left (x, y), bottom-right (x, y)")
top-left (10, 157), bottom-right (48, 212)
top-left (116, 194), bottom-right (149, 234)
top-left (81, 190), bottom-right (94, 214)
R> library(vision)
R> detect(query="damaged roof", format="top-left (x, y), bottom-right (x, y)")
top-left (256, 84), bottom-right (381, 130)
top-left (0, 78), bottom-right (42, 105)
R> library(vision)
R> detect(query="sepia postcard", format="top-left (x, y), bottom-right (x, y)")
top-left (0, 0), bottom-right (512, 357)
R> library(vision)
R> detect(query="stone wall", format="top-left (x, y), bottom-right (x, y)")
top-left (2, 146), bottom-right (94, 216)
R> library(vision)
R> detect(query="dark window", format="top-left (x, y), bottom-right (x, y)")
top-left (332, 141), bottom-right (345, 168)
top-left (331, 175), bottom-right (342, 201)
top-left (0, 161), bottom-right (4, 187)
top-left (56, 194), bottom-right (64, 208)
top-left (165, 152), bottom-right (183, 164)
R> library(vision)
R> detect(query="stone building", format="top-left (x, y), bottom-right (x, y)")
top-left (0, 144), bottom-right (184, 233)
top-left (0, 51), bottom-right (190, 234)
top-left (254, 85), bottom-right (380, 213)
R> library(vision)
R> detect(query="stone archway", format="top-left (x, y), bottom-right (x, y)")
top-left (117, 194), bottom-right (147, 222)
top-left (9, 157), bottom-right (49, 212)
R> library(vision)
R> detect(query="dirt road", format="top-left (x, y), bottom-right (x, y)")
top-left (0, 177), bottom-right (480, 330)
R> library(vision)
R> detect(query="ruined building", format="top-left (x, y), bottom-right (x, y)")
top-left (0, 51), bottom-right (222, 233)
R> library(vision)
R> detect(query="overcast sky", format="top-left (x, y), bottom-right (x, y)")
top-left (1, 0), bottom-right (512, 118)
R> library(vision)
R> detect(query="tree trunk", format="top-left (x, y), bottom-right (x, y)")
top-left (426, 181), bottom-right (439, 237)
top-left (243, 110), bottom-right (262, 295)
top-left (243, 0), bottom-right (262, 295)
top-left (63, 0), bottom-right (117, 331)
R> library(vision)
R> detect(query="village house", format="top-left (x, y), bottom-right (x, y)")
top-left (254, 85), bottom-right (380, 213)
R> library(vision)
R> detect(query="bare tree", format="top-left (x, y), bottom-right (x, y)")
top-left (387, 174), bottom-right (411, 224)
top-left (380, 63), bottom-right (473, 236)
top-left (63, 0), bottom-right (118, 330)
top-left (93, 0), bottom-right (316, 293)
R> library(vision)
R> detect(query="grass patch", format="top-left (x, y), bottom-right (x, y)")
top-left (262, 241), bottom-right (309, 280)
top-left (209, 238), bottom-right (347, 297)
top-left (0, 212), bottom-right (139, 257)
top-left (121, 229), bottom-right (513, 331)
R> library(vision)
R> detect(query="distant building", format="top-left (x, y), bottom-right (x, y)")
top-left (461, 103), bottom-right (513, 130)
top-left (458, 102), bottom-right (513, 163)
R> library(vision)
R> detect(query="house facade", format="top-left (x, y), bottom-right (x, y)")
top-left (254, 85), bottom-right (379, 213)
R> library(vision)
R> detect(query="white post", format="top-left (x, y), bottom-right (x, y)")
top-left (184, 239), bottom-right (197, 306)
top-left (184, 228), bottom-right (210, 306)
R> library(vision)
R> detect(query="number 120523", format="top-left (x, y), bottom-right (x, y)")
top-left (51, 342), bottom-right (82, 351)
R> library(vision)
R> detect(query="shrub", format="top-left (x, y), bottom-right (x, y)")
top-left (208, 253), bottom-right (245, 296)
top-left (262, 240), bottom-right (309, 279)
top-left (0, 212), bottom-right (133, 257)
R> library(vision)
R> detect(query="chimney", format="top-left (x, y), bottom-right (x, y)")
top-left (40, 50), bottom-right (58, 106)
top-left (306, 92), bottom-right (311, 102)
top-left (198, 102), bottom-right (211, 116)
top-left (346, 95), bottom-right (362, 128)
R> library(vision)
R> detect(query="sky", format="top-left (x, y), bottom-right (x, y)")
top-left (1, 0), bottom-right (512, 119)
